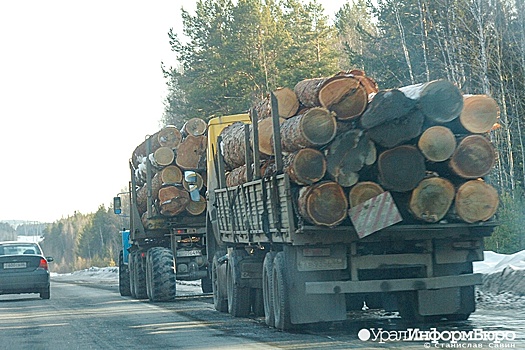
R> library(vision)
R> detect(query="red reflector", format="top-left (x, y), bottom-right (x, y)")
top-left (38, 259), bottom-right (49, 270)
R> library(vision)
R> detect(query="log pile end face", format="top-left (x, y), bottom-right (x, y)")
top-left (378, 145), bottom-right (426, 192)
top-left (319, 76), bottom-right (368, 120)
top-left (455, 180), bottom-right (499, 223)
top-left (418, 126), bottom-right (457, 162)
top-left (418, 79), bottom-right (464, 123)
top-left (298, 181), bottom-right (348, 227)
top-left (449, 135), bottom-right (496, 179)
top-left (409, 177), bottom-right (455, 223)
top-left (460, 95), bottom-right (500, 134)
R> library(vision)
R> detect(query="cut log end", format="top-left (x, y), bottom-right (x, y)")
top-left (418, 126), bottom-right (456, 162)
top-left (378, 145), bottom-right (426, 192)
top-left (160, 165), bottom-right (183, 184)
top-left (300, 107), bottom-right (337, 146)
top-left (460, 95), bottom-right (500, 134)
top-left (285, 148), bottom-right (326, 185)
top-left (158, 126), bottom-right (182, 148)
top-left (182, 118), bottom-right (208, 136)
top-left (186, 195), bottom-right (207, 215)
top-left (419, 80), bottom-right (464, 123)
top-left (319, 76), bottom-right (368, 120)
top-left (449, 135), bottom-right (495, 179)
top-left (273, 87), bottom-right (300, 118)
top-left (409, 177), bottom-right (455, 223)
top-left (349, 181), bottom-right (385, 207)
top-left (298, 181), bottom-right (348, 227)
top-left (455, 180), bottom-right (499, 223)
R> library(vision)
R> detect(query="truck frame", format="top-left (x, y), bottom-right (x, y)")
top-left (115, 136), bottom-right (211, 301)
top-left (205, 107), bottom-right (496, 330)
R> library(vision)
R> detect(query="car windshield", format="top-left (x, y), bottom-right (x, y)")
top-left (0, 243), bottom-right (42, 256)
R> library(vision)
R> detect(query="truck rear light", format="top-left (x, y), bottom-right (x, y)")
top-left (38, 258), bottom-right (49, 270)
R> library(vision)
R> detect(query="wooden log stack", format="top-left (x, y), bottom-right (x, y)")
top-left (220, 71), bottom-right (500, 228)
top-left (131, 121), bottom-right (209, 221)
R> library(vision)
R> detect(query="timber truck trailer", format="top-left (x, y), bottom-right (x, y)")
top-left (114, 135), bottom-right (211, 301)
top-left (205, 106), bottom-right (496, 330)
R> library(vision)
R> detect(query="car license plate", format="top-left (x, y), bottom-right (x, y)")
top-left (3, 262), bottom-right (27, 269)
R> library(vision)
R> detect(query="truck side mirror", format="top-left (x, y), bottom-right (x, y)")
top-left (113, 196), bottom-right (122, 214)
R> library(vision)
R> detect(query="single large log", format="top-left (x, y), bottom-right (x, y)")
top-left (460, 95), bottom-right (500, 134)
top-left (409, 177), bottom-right (455, 223)
top-left (348, 181), bottom-right (384, 207)
top-left (158, 185), bottom-right (190, 216)
top-left (294, 73), bottom-right (372, 120)
top-left (258, 117), bottom-right (285, 156)
top-left (399, 79), bottom-right (463, 123)
top-left (132, 130), bottom-right (161, 168)
top-left (418, 126), bottom-right (456, 162)
top-left (360, 89), bottom-right (417, 129)
top-left (150, 147), bottom-right (175, 168)
top-left (182, 117), bottom-right (208, 137)
top-left (220, 122), bottom-right (249, 170)
top-left (449, 135), bottom-right (495, 179)
top-left (297, 181), bottom-right (348, 227)
top-left (367, 109), bottom-right (425, 148)
top-left (280, 107), bottom-right (337, 153)
top-left (283, 148), bottom-right (326, 185)
top-left (455, 180), bottom-right (499, 223)
top-left (378, 145), bottom-right (426, 192)
top-left (185, 195), bottom-right (207, 215)
top-left (255, 87), bottom-right (299, 120)
top-left (324, 129), bottom-right (376, 187)
top-left (175, 135), bottom-right (207, 170)
top-left (160, 165), bottom-right (183, 184)
top-left (158, 126), bottom-right (182, 148)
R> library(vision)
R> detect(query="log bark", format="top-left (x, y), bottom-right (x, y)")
top-left (220, 122), bottom-right (249, 170)
top-left (157, 126), bottom-right (182, 148)
top-left (132, 131), bottom-right (161, 168)
top-left (185, 195), bottom-right (207, 215)
top-left (399, 79), bottom-right (463, 123)
top-left (378, 145), bottom-right (426, 192)
top-left (324, 129), bottom-right (376, 187)
top-left (348, 181), bottom-right (384, 207)
top-left (360, 89), bottom-right (417, 129)
top-left (449, 135), bottom-right (495, 179)
top-left (175, 135), bottom-right (207, 170)
top-left (459, 94), bottom-right (500, 133)
top-left (280, 107), bottom-right (337, 153)
top-left (283, 148), bottom-right (326, 185)
top-left (226, 165), bottom-right (248, 187)
top-left (182, 117), bottom-right (208, 137)
top-left (136, 173), bottom-right (162, 216)
top-left (160, 165), bottom-right (183, 184)
top-left (367, 109), bottom-right (425, 148)
top-left (297, 181), bottom-right (348, 227)
top-left (294, 73), bottom-right (371, 120)
top-left (409, 177), bottom-right (455, 223)
top-left (255, 87), bottom-right (299, 120)
top-left (418, 126), bottom-right (456, 162)
top-left (455, 180), bottom-right (499, 223)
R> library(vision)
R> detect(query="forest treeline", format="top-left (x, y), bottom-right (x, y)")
top-left (5, 0), bottom-right (523, 272)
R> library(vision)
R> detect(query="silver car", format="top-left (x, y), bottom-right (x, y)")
top-left (0, 241), bottom-right (53, 299)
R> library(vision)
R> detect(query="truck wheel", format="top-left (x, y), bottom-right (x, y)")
top-left (119, 250), bottom-right (131, 296)
top-left (272, 252), bottom-right (292, 330)
top-left (129, 251), bottom-right (136, 298)
top-left (147, 247), bottom-right (177, 302)
top-left (201, 276), bottom-right (213, 294)
top-left (40, 285), bottom-right (50, 299)
top-left (145, 249), bottom-right (154, 300)
top-left (227, 249), bottom-right (251, 317)
top-left (212, 251), bottom-right (228, 312)
top-left (133, 251), bottom-right (148, 299)
top-left (262, 251), bottom-right (276, 326)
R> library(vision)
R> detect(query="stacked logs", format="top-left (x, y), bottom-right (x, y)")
top-left (131, 118), bottom-right (208, 223)
top-left (220, 71), bottom-right (500, 227)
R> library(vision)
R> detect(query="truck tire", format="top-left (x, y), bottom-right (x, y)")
top-left (133, 251), bottom-right (148, 299)
top-left (272, 251), bottom-right (292, 330)
top-left (146, 247), bottom-right (177, 302)
top-left (212, 251), bottom-right (228, 312)
top-left (227, 249), bottom-right (251, 317)
top-left (119, 250), bottom-right (131, 296)
top-left (129, 251), bottom-right (136, 298)
top-left (40, 285), bottom-right (50, 299)
top-left (201, 276), bottom-right (213, 294)
top-left (262, 251), bottom-right (276, 326)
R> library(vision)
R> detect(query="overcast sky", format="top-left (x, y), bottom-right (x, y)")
top-left (0, 1), bottom-right (347, 223)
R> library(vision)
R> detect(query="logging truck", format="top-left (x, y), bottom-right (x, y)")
top-left (205, 77), bottom-right (499, 330)
top-left (114, 120), bottom-right (212, 301)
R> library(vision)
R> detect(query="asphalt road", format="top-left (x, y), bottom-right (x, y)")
top-left (0, 280), bottom-right (523, 349)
